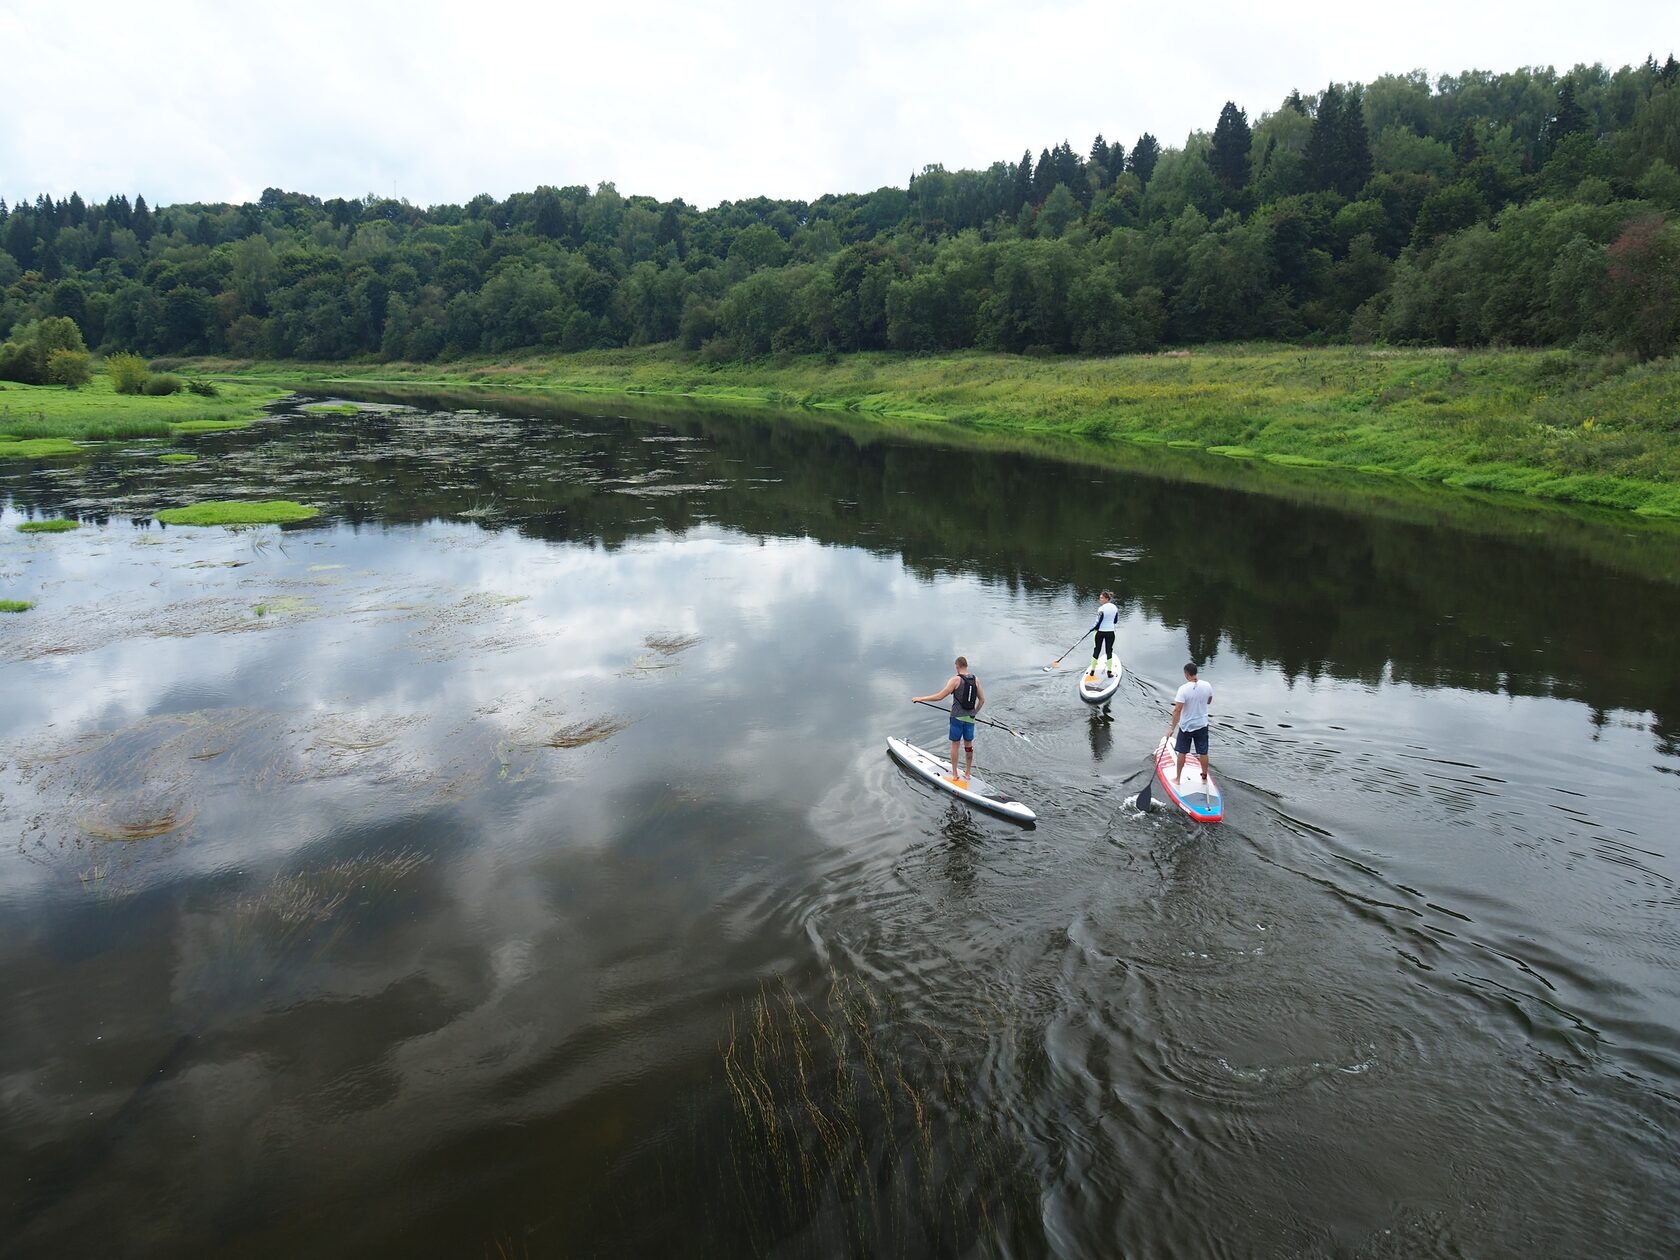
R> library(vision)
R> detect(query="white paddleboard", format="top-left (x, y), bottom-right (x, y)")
top-left (1152, 736), bottom-right (1223, 823)
top-left (886, 737), bottom-right (1037, 825)
top-left (1077, 661), bottom-right (1124, 705)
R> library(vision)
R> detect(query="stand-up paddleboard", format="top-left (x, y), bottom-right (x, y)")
top-left (1152, 737), bottom-right (1223, 823)
top-left (1077, 661), bottom-right (1124, 705)
top-left (886, 737), bottom-right (1037, 825)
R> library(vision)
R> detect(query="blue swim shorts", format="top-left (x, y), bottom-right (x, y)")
top-left (1174, 726), bottom-right (1209, 756)
top-left (949, 716), bottom-right (976, 744)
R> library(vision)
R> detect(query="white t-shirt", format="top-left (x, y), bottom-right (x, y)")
top-left (1175, 679), bottom-right (1213, 731)
top-left (1095, 601), bottom-right (1121, 632)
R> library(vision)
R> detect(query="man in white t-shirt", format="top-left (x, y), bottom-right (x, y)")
top-left (1165, 661), bottom-right (1214, 786)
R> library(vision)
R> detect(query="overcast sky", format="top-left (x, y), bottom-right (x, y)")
top-left (0, 0), bottom-right (1667, 211)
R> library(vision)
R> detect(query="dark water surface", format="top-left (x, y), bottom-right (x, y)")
top-left (2, 393), bottom-right (1677, 1257)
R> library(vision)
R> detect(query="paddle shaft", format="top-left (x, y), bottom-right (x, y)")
top-left (913, 698), bottom-right (1029, 740)
top-left (1048, 627), bottom-right (1094, 668)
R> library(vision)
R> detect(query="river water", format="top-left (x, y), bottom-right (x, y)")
top-left (2, 392), bottom-right (1676, 1257)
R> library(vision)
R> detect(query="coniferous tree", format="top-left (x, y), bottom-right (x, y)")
top-left (1339, 88), bottom-right (1373, 195)
top-left (1285, 89), bottom-right (1308, 115)
top-left (1210, 101), bottom-right (1253, 191)
top-left (1106, 140), bottom-right (1127, 181)
top-left (1546, 78), bottom-right (1590, 152)
top-left (1455, 120), bottom-right (1482, 167)
top-left (1130, 133), bottom-right (1161, 185)
top-left (1305, 85), bottom-right (1344, 193)
top-left (1011, 151), bottom-right (1035, 214)
top-left (1033, 148), bottom-right (1056, 200)
top-left (133, 195), bottom-right (153, 243)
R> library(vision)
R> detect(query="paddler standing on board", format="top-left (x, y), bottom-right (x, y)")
top-left (1088, 591), bottom-right (1121, 680)
top-left (912, 656), bottom-right (986, 786)
top-left (1165, 661), bottom-right (1213, 786)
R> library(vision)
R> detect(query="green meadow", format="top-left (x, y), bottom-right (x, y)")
top-left (0, 376), bottom-right (290, 447)
top-left (213, 344), bottom-right (1680, 517)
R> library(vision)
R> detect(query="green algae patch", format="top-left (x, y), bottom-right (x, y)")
top-left (16, 519), bottom-right (79, 533)
top-left (0, 599), bottom-right (34, 613)
top-left (155, 500), bottom-right (321, 527)
top-left (170, 419), bottom-right (252, 434)
top-left (0, 437), bottom-right (81, 458)
top-left (159, 453), bottom-right (199, 464)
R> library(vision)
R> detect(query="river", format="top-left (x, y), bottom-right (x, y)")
top-left (2, 391), bottom-right (1676, 1257)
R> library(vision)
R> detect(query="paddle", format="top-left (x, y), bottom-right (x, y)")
top-left (913, 699), bottom-right (1033, 744)
top-left (1135, 735), bottom-right (1164, 810)
top-left (1044, 628), bottom-right (1093, 671)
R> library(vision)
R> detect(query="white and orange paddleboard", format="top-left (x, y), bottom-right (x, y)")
top-left (886, 737), bottom-right (1037, 825)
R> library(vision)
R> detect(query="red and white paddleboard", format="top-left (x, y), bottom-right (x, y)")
top-left (1153, 737), bottom-right (1223, 823)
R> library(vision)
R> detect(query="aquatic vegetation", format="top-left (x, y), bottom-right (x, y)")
top-left (15, 518), bottom-right (79, 533)
top-left (716, 973), bottom-right (1040, 1255)
top-left (155, 499), bottom-right (320, 526)
top-left (78, 797), bottom-right (199, 841)
top-left (543, 716), bottom-right (631, 748)
top-left (0, 599), bottom-right (34, 612)
top-left (0, 437), bottom-right (80, 458)
top-left (169, 419), bottom-right (252, 434)
top-left (303, 402), bottom-right (362, 415)
top-left (251, 595), bottom-right (317, 618)
top-left (158, 453), bottom-right (199, 464)
top-left (645, 632), bottom-right (703, 655)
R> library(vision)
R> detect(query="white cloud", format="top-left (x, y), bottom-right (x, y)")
top-left (0, 0), bottom-right (1668, 208)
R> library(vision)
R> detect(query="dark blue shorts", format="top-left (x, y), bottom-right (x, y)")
top-left (1174, 726), bottom-right (1209, 756)
top-left (949, 716), bottom-right (976, 744)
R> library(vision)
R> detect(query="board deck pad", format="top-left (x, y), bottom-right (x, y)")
top-left (1153, 738), bottom-right (1223, 823)
top-left (1078, 661), bottom-right (1125, 705)
top-left (886, 737), bottom-right (1037, 824)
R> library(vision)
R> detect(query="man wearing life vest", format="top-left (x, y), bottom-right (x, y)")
top-left (912, 656), bottom-right (987, 785)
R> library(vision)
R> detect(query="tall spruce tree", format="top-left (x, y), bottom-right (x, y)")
top-left (133, 195), bottom-right (153, 243)
top-left (1106, 140), bottom-right (1127, 181)
top-left (1305, 86), bottom-right (1341, 191)
top-left (1130, 133), bottom-right (1161, 185)
top-left (1339, 88), bottom-right (1373, 195)
top-left (1546, 78), bottom-right (1590, 152)
top-left (1210, 101), bottom-right (1253, 192)
top-left (1011, 150), bottom-right (1035, 213)
top-left (1033, 148), bottom-right (1056, 200)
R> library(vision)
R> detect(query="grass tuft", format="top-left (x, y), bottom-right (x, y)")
top-left (155, 500), bottom-right (321, 526)
top-left (16, 519), bottom-right (79, 533)
top-left (0, 599), bottom-right (34, 613)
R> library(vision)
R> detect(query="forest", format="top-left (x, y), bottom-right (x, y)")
top-left (2, 57), bottom-right (1678, 378)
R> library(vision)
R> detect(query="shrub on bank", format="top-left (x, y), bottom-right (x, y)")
top-left (47, 349), bottom-right (93, 389)
top-left (106, 352), bottom-right (150, 394)
top-left (143, 373), bottom-right (185, 396)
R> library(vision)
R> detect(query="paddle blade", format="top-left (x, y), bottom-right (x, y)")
top-left (1135, 749), bottom-right (1156, 811)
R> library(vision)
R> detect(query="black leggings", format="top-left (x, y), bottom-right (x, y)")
top-left (1094, 630), bottom-right (1115, 660)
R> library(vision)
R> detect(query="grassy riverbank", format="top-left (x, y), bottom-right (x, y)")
top-left (0, 377), bottom-right (291, 450)
top-left (205, 345), bottom-right (1680, 518)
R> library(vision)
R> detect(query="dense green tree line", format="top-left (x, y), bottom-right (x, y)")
top-left (3, 57), bottom-right (1679, 375)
